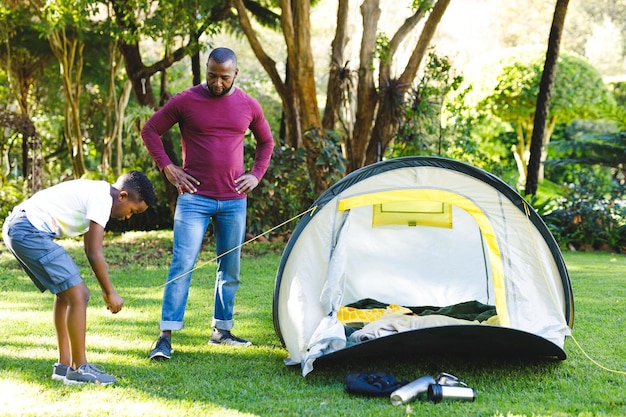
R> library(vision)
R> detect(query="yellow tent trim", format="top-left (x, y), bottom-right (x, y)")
top-left (337, 189), bottom-right (509, 327)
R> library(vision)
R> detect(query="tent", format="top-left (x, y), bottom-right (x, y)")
top-left (273, 156), bottom-right (574, 376)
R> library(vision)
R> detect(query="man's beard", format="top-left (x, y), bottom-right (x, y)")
top-left (207, 81), bottom-right (235, 97)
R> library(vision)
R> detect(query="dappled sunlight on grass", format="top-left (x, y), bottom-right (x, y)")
top-left (1, 343), bottom-right (57, 363)
top-left (112, 230), bottom-right (174, 244)
top-left (0, 377), bottom-right (259, 417)
top-left (2, 233), bottom-right (626, 415)
top-left (0, 378), bottom-right (66, 415)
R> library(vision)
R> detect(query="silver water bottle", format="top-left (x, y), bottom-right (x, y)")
top-left (427, 383), bottom-right (476, 403)
top-left (389, 375), bottom-right (436, 405)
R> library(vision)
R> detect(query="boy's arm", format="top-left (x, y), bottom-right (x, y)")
top-left (84, 221), bottom-right (124, 314)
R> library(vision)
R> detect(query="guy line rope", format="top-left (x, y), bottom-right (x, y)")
top-left (123, 205), bottom-right (316, 306)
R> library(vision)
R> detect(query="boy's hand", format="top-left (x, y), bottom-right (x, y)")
top-left (103, 290), bottom-right (124, 314)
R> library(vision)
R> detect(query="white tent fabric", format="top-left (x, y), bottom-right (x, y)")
top-left (274, 157), bottom-right (573, 376)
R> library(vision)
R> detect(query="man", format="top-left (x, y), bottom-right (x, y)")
top-left (142, 47), bottom-right (274, 360)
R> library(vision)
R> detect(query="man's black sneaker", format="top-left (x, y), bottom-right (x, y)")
top-left (209, 328), bottom-right (252, 347)
top-left (148, 335), bottom-right (172, 360)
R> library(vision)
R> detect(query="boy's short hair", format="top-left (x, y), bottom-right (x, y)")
top-left (115, 171), bottom-right (157, 207)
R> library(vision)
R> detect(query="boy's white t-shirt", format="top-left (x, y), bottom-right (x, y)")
top-left (18, 180), bottom-right (113, 238)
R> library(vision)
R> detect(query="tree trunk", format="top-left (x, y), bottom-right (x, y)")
top-left (115, 40), bottom-right (181, 215)
top-left (235, 0), bottom-right (337, 195)
top-left (349, 0), bottom-right (381, 172)
top-left (232, 0), bottom-right (297, 145)
top-left (289, 0), bottom-right (321, 132)
top-left (116, 42), bottom-right (159, 108)
top-left (1, 112), bottom-right (42, 191)
top-left (513, 123), bottom-right (529, 181)
top-left (191, 48), bottom-right (201, 86)
top-left (279, 0), bottom-right (323, 149)
top-left (16, 60), bottom-right (34, 183)
top-left (322, 0), bottom-right (350, 133)
top-left (102, 41), bottom-right (122, 174)
top-left (48, 29), bottom-right (86, 178)
top-left (115, 80), bottom-right (133, 175)
top-left (525, 0), bottom-right (569, 196)
top-left (364, 0), bottom-right (451, 167)
top-left (7, 12), bottom-right (51, 190)
top-left (235, 0), bottom-right (450, 190)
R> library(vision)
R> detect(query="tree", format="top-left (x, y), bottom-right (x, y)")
top-left (233, 0), bottom-right (330, 194)
top-left (0, 5), bottom-right (51, 189)
top-left (233, 0), bottom-right (451, 192)
top-left (470, 48), bottom-right (613, 182)
top-left (101, 39), bottom-right (131, 176)
top-left (34, 0), bottom-right (97, 178)
top-left (108, 0), bottom-right (229, 212)
top-left (387, 51), bottom-right (464, 159)
top-left (525, 0), bottom-right (569, 196)
top-left (361, 0), bottom-right (450, 168)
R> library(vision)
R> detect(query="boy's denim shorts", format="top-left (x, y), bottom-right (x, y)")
top-left (2, 210), bottom-right (82, 294)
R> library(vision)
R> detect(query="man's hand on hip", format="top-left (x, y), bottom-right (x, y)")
top-left (163, 164), bottom-right (200, 195)
top-left (234, 174), bottom-right (259, 195)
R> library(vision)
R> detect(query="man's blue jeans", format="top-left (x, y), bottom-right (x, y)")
top-left (159, 193), bottom-right (246, 332)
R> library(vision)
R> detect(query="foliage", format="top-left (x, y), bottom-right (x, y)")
top-left (550, 130), bottom-right (626, 182)
top-left (106, 103), bottom-right (178, 232)
top-left (541, 103), bottom-right (626, 251)
top-left (412, 0), bottom-right (435, 11)
top-left (2, 0), bottom-right (626, 244)
top-left (542, 168), bottom-right (626, 251)
top-left (390, 51), bottom-right (516, 180)
top-left (474, 49), bottom-right (613, 126)
top-left (548, 103), bottom-right (626, 182)
top-left (460, 47), bottom-right (614, 180)
top-left (374, 33), bottom-right (392, 68)
top-left (0, 69), bottom-right (8, 101)
top-left (304, 128), bottom-right (346, 189)
top-left (245, 139), bottom-right (314, 238)
top-left (470, 50), bottom-right (611, 150)
top-left (0, 179), bottom-right (27, 228)
top-left (387, 51), bottom-right (463, 158)
top-left (245, 129), bottom-right (346, 238)
top-left (609, 81), bottom-right (626, 106)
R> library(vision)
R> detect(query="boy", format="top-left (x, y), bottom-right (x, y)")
top-left (2, 171), bottom-right (156, 385)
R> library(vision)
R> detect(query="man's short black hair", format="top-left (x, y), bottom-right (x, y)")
top-left (208, 47), bottom-right (237, 66)
top-left (115, 170), bottom-right (156, 207)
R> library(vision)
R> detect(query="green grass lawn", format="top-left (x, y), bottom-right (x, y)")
top-left (1, 230), bottom-right (625, 417)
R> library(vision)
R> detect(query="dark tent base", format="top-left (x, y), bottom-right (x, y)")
top-left (315, 325), bottom-right (566, 367)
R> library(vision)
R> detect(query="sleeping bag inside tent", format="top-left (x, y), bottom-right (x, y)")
top-left (273, 156), bottom-right (574, 376)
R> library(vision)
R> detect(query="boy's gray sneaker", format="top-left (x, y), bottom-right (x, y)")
top-left (51, 362), bottom-right (68, 381)
top-left (148, 335), bottom-right (171, 360)
top-left (64, 363), bottom-right (116, 385)
top-left (209, 328), bottom-right (252, 347)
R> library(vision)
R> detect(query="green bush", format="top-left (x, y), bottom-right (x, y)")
top-left (244, 127), bottom-right (347, 239)
top-left (542, 169), bottom-right (626, 251)
top-left (0, 179), bottom-right (27, 230)
top-left (245, 140), bottom-right (315, 239)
